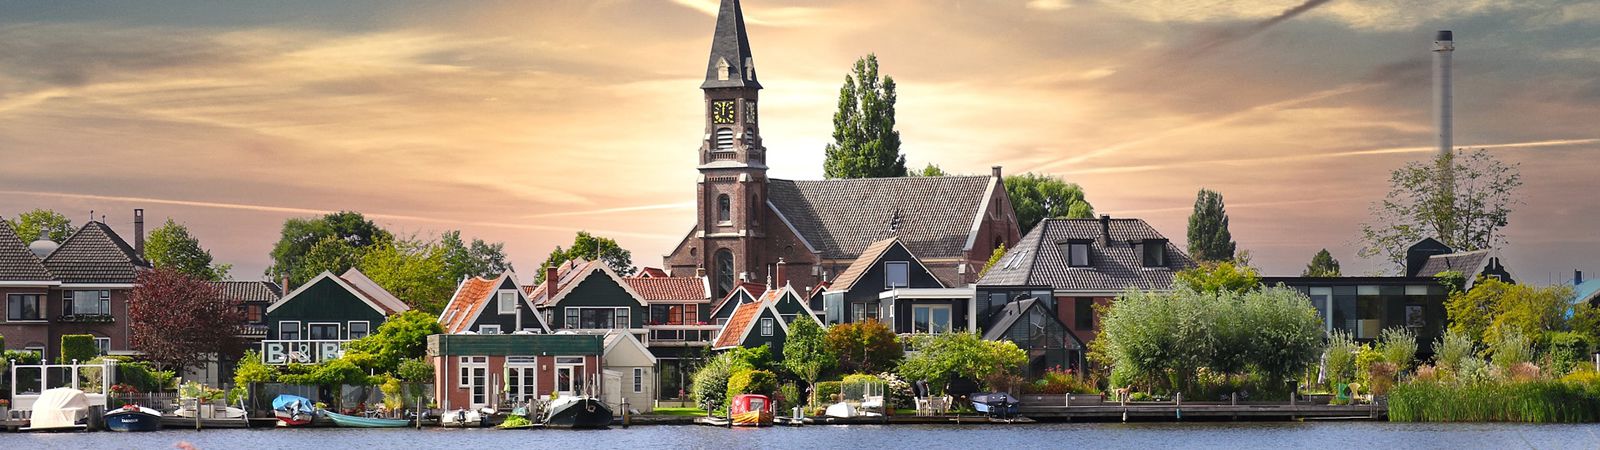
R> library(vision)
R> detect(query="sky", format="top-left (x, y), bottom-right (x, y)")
top-left (0, 0), bottom-right (1597, 285)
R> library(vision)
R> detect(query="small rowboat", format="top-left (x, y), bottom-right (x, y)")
top-left (323, 411), bottom-right (411, 428)
top-left (105, 405), bottom-right (164, 432)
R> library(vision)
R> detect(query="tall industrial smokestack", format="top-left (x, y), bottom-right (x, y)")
top-left (1433, 30), bottom-right (1453, 157)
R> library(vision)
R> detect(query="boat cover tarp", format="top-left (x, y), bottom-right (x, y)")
top-left (30, 388), bottom-right (90, 429)
top-left (273, 394), bottom-right (313, 412)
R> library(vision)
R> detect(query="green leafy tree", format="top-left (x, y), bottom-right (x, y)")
top-left (267, 211), bottom-right (392, 286)
top-left (1444, 277), bottom-right (1572, 346)
top-left (823, 320), bottom-right (903, 375)
top-left (725, 369), bottom-right (779, 406)
top-left (536, 231), bottom-right (636, 283)
top-left (344, 310), bottom-right (444, 375)
top-left (823, 54), bottom-right (905, 179)
top-left (1301, 248), bottom-right (1341, 277)
top-left (910, 163), bottom-right (948, 177)
top-left (690, 349), bottom-right (759, 411)
top-left (897, 332), bottom-right (1027, 394)
top-left (781, 319), bottom-right (833, 404)
top-left (6, 208), bottom-right (74, 243)
top-left (440, 230), bottom-right (511, 280)
top-left (1360, 150), bottom-right (1522, 273)
top-left (1187, 188), bottom-right (1236, 262)
top-left (234, 350), bottom-right (279, 386)
top-left (1004, 173), bottom-right (1093, 235)
top-left (359, 236), bottom-right (453, 313)
top-left (1174, 261), bottom-right (1259, 295)
top-left (292, 235), bottom-right (364, 285)
top-left (145, 219), bottom-right (231, 280)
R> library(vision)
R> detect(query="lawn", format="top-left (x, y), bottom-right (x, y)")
top-left (650, 407), bottom-right (710, 417)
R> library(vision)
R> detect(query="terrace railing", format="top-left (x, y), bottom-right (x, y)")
top-left (644, 324), bottom-right (720, 346)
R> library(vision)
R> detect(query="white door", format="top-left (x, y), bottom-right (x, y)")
top-left (603, 370), bottom-right (622, 409)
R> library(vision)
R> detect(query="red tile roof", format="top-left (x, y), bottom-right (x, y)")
top-left (714, 300), bottom-right (765, 349)
top-left (713, 281), bottom-right (768, 314)
top-left (441, 276), bottom-right (498, 333)
top-left (637, 267), bottom-right (669, 278)
top-left (624, 276), bottom-right (708, 302)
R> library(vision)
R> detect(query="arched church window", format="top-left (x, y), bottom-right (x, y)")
top-left (715, 250), bottom-right (735, 300)
top-left (718, 194), bottom-right (731, 223)
top-left (716, 128), bottom-right (734, 151)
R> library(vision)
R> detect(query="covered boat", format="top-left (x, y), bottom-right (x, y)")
top-left (970, 392), bottom-right (1020, 418)
top-left (439, 408), bottom-right (489, 428)
top-left (24, 388), bottom-right (91, 431)
top-left (542, 396), bottom-right (611, 429)
top-left (324, 411), bottom-right (411, 428)
top-left (104, 404), bottom-right (163, 432)
top-left (272, 394), bottom-right (317, 426)
top-left (729, 394), bottom-right (773, 427)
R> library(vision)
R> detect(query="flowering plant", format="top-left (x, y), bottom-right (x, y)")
top-left (0, 399), bottom-right (10, 408)
top-left (111, 383), bottom-right (141, 394)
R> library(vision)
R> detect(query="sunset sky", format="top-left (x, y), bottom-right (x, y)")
top-left (1, 0), bottom-right (1596, 284)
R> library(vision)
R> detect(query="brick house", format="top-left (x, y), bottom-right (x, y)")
top-left (0, 211), bottom-right (151, 360)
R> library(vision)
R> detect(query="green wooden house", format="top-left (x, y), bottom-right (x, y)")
top-left (263, 268), bottom-right (408, 364)
top-left (711, 284), bottom-right (822, 358)
top-left (529, 260), bottom-right (648, 331)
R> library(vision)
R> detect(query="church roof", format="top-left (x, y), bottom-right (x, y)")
top-left (767, 175), bottom-right (994, 260)
top-left (700, 0), bottom-right (760, 89)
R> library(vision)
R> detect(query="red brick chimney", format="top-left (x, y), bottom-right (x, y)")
top-left (544, 265), bottom-right (560, 300)
top-left (775, 258), bottom-right (787, 288)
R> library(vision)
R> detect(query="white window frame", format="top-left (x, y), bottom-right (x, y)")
top-left (760, 318), bottom-right (774, 337)
top-left (884, 262), bottom-right (910, 288)
top-left (347, 321), bottom-right (371, 339)
top-left (23, 346), bottom-right (45, 358)
top-left (1069, 243), bottom-right (1090, 267)
top-left (479, 324), bottom-right (502, 335)
top-left (912, 304), bottom-right (953, 334)
top-left (458, 356), bottom-right (489, 407)
top-left (633, 368), bottom-right (645, 393)
top-left (498, 290), bottom-right (518, 315)
top-left (306, 322), bottom-right (341, 340)
top-left (507, 356), bottom-right (539, 402)
top-left (278, 320), bottom-right (301, 340)
top-left (92, 336), bottom-right (111, 355)
top-left (555, 356), bottom-right (586, 396)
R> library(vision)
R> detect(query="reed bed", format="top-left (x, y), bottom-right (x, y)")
top-left (1388, 380), bottom-right (1600, 423)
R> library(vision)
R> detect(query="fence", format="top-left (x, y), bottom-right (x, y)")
top-left (8, 359), bottom-right (116, 411)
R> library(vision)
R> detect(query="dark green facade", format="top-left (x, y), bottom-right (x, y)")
top-left (426, 333), bottom-right (603, 356)
top-left (545, 269), bottom-right (647, 329)
top-left (266, 275), bottom-right (389, 340)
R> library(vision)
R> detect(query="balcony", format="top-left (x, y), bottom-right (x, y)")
top-left (644, 324), bottom-right (721, 347)
top-left (237, 324), bottom-right (269, 338)
top-left (259, 339), bottom-right (350, 365)
top-left (57, 313), bottom-right (115, 324)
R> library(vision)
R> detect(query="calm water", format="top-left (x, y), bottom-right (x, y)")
top-left (10, 422), bottom-right (1600, 449)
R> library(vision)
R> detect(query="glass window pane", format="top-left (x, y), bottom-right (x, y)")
top-left (913, 306), bottom-right (929, 333)
top-left (932, 308), bottom-right (950, 334)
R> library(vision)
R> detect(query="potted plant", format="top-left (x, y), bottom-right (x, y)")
top-left (0, 398), bottom-right (11, 419)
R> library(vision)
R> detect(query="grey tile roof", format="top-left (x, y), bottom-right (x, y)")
top-left (977, 217), bottom-right (1196, 292)
top-left (701, 0), bottom-right (760, 89)
top-left (0, 222), bottom-right (53, 281)
top-left (1415, 250), bottom-right (1491, 278)
top-left (768, 176), bottom-right (992, 260)
top-left (208, 280), bottom-right (283, 304)
top-left (41, 221), bottom-right (148, 284)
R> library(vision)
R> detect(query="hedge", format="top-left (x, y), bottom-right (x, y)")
top-left (726, 369), bottom-right (778, 407)
top-left (815, 381), bottom-right (843, 403)
top-left (60, 334), bottom-right (97, 363)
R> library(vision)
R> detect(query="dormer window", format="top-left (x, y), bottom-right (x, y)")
top-left (1063, 240), bottom-right (1091, 267)
top-left (1141, 239), bottom-right (1168, 268)
top-left (717, 58), bottom-right (731, 81)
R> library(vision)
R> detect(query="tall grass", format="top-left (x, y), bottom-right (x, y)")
top-left (1388, 380), bottom-right (1600, 423)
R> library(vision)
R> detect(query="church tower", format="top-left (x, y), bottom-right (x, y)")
top-left (696, 0), bottom-right (768, 299)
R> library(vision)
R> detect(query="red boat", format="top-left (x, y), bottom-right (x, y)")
top-left (729, 394), bottom-right (773, 427)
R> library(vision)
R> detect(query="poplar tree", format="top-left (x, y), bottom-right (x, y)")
top-left (823, 54), bottom-right (905, 179)
top-left (1187, 189), bottom-right (1236, 262)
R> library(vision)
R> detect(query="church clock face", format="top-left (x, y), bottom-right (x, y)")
top-left (712, 101), bottom-right (735, 124)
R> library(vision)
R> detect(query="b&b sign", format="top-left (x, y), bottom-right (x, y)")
top-left (261, 340), bottom-right (347, 365)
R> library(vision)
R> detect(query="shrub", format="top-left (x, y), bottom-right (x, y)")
top-left (896, 332), bottom-right (1026, 393)
top-left (1541, 332), bottom-right (1594, 376)
top-left (1489, 331), bottom-right (1534, 370)
top-left (1031, 366), bottom-right (1096, 394)
top-left (690, 350), bottom-right (755, 411)
top-left (776, 382), bottom-right (801, 412)
top-left (276, 358), bottom-right (369, 387)
top-left (825, 321), bottom-right (903, 375)
top-left (1431, 330), bottom-right (1475, 374)
top-left (1324, 330), bottom-right (1358, 389)
top-left (60, 334), bottom-right (97, 363)
top-left (234, 350), bottom-right (279, 386)
top-left (815, 381), bottom-right (843, 403)
top-left (1367, 362), bottom-right (1397, 395)
top-left (396, 357), bottom-right (434, 383)
top-left (110, 358), bottom-right (176, 392)
top-left (1377, 328), bottom-right (1418, 374)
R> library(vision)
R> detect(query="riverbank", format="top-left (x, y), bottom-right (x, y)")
top-left (9, 422), bottom-right (1600, 450)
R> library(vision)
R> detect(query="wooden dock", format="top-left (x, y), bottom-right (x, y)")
top-left (1019, 403), bottom-right (1383, 422)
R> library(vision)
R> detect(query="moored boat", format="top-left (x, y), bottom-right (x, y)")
top-left (323, 411), bottom-right (412, 428)
top-left (542, 396), bottom-right (611, 429)
top-left (439, 408), bottom-right (489, 428)
top-left (729, 394), bottom-right (773, 427)
top-left (970, 392), bottom-right (1020, 418)
top-left (23, 388), bottom-right (91, 432)
top-left (104, 404), bottom-right (163, 432)
top-left (272, 394), bottom-right (317, 426)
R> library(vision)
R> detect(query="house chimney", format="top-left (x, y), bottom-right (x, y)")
top-left (1099, 214), bottom-right (1111, 244)
top-left (775, 258), bottom-right (787, 288)
top-left (1433, 30), bottom-right (1454, 159)
top-left (280, 275), bottom-right (291, 292)
top-left (1577, 270), bottom-right (1585, 285)
top-left (991, 165), bottom-right (1002, 179)
top-left (695, 265), bottom-right (706, 278)
top-left (544, 266), bottom-right (559, 299)
top-left (133, 208), bottom-right (145, 257)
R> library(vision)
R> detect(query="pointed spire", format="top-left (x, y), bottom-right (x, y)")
top-left (701, 0), bottom-right (760, 89)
